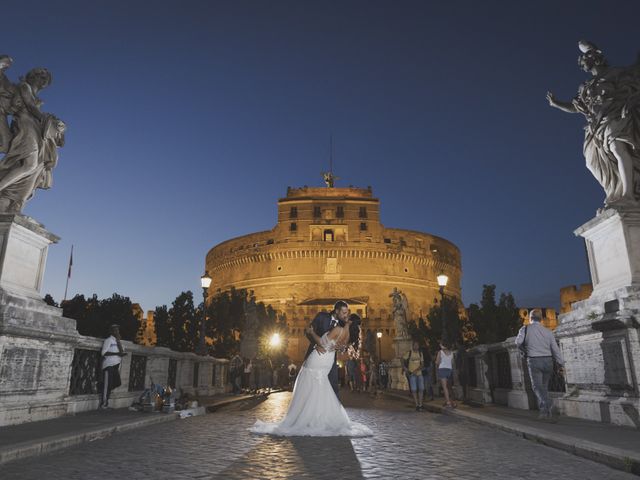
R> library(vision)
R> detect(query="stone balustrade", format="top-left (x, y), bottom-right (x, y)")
top-left (0, 291), bottom-right (229, 427)
top-left (66, 335), bottom-right (229, 415)
top-left (464, 337), bottom-right (565, 411)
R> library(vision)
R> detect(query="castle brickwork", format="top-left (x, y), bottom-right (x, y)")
top-left (205, 185), bottom-right (462, 363)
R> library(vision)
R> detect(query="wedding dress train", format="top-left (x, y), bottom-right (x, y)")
top-left (250, 333), bottom-right (372, 437)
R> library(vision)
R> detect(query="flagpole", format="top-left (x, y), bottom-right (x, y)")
top-left (63, 244), bottom-right (73, 302)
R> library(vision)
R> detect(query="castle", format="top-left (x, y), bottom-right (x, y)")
top-left (205, 181), bottom-right (462, 363)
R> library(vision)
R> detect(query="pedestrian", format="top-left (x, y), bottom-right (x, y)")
top-left (403, 340), bottom-right (425, 411)
top-left (420, 341), bottom-right (434, 401)
top-left (262, 357), bottom-right (273, 393)
top-left (358, 357), bottom-right (367, 393)
top-left (229, 351), bottom-right (243, 394)
top-left (287, 361), bottom-right (297, 389)
top-left (99, 324), bottom-right (127, 409)
top-left (378, 360), bottom-right (389, 390)
top-left (516, 309), bottom-right (565, 421)
top-left (436, 340), bottom-right (456, 408)
top-left (346, 356), bottom-right (357, 392)
top-left (368, 358), bottom-right (379, 395)
top-left (455, 342), bottom-right (468, 403)
top-left (243, 358), bottom-right (253, 392)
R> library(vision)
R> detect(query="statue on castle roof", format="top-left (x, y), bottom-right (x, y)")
top-left (322, 171), bottom-right (339, 188)
top-left (0, 56), bottom-right (65, 213)
top-left (547, 41), bottom-right (640, 207)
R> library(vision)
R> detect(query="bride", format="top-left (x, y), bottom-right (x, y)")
top-left (250, 313), bottom-right (372, 437)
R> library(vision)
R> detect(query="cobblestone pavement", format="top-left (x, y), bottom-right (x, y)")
top-left (1, 391), bottom-right (635, 480)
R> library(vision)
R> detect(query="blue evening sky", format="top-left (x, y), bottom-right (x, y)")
top-left (4, 1), bottom-right (637, 311)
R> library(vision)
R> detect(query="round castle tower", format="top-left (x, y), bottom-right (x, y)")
top-left (205, 183), bottom-right (462, 363)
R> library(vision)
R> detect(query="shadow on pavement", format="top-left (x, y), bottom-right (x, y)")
top-left (213, 434), bottom-right (364, 479)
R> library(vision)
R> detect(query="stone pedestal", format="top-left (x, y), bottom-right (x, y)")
top-left (240, 331), bottom-right (259, 360)
top-left (577, 207), bottom-right (640, 296)
top-left (389, 336), bottom-right (412, 391)
top-left (554, 207), bottom-right (640, 428)
top-left (0, 215), bottom-right (59, 299)
top-left (0, 215), bottom-right (79, 425)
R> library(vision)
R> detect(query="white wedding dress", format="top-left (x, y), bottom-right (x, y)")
top-left (250, 333), bottom-right (372, 437)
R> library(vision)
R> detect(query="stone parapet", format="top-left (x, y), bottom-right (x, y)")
top-left (0, 307), bottom-right (229, 427)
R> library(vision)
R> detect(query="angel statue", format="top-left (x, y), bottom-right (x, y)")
top-left (389, 288), bottom-right (410, 338)
top-left (0, 57), bottom-right (66, 213)
top-left (547, 41), bottom-right (640, 206)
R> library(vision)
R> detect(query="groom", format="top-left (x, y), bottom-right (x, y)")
top-left (305, 300), bottom-right (349, 397)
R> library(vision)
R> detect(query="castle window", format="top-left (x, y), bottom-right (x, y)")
top-left (359, 207), bottom-right (368, 219)
top-left (289, 207), bottom-right (298, 219)
top-left (313, 206), bottom-right (321, 218)
top-left (336, 206), bottom-right (344, 218)
top-left (360, 222), bottom-right (367, 231)
top-left (324, 229), bottom-right (334, 242)
top-left (400, 237), bottom-right (406, 246)
top-left (384, 238), bottom-right (391, 244)
top-left (290, 222), bottom-right (297, 232)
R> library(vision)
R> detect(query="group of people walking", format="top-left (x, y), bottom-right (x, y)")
top-left (403, 339), bottom-right (458, 411)
top-left (343, 356), bottom-right (390, 393)
top-left (228, 354), bottom-right (297, 394)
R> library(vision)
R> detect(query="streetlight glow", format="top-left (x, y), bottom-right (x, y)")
top-left (269, 332), bottom-right (281, 348)
top-left (201, 271), bottom-right (212, 289)
top-left (376, 331), bottom-right (382, 339)
top-left (437, 273), bottom-right (449, 288)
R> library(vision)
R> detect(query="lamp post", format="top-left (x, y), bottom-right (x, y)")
top-left (437, 273), bottom-right (449, 344)
top-left (376, 331), bottom-right (382, 361)
top-left (199, 271), bottom-right (212, 355)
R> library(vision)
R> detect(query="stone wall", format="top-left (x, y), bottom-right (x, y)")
top-left (0, 290), bottom-right (229, 427)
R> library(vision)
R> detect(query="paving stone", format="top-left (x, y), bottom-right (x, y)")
top-left (0, 392), bottom-right (635, 479)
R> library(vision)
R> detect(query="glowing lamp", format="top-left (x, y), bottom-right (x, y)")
top-left (201, 272), bottom-right (212, 289)
top-left (437, 273), bottom-right (449, 288)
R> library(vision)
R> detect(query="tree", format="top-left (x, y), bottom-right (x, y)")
top-left (153, 305), bottom-right (171, 348)
top-left (62, 293), bottom-right (140, 342)
top-left (169, 291), bottom-right (198, 352)
top-left (206, 288), bottom-right (244, 358)
top-left (468, 284), bottom-right (520, 345)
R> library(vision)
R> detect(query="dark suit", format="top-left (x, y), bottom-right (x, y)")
top-left (305, 311), bottom-right (340, 396)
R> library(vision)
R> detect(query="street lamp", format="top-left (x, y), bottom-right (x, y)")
top-left (376, 331), bottom-right (382, 361)
top-left (199, 271), bottom-right (212, 355)
top-left (437, 273), bottom-right (449, 344)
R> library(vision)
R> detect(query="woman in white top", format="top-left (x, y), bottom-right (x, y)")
top-left (250, 314), bottom-right (372, 437)
top-left (435, 341), bottom-right (456, 408)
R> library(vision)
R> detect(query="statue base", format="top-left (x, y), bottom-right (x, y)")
top-left (576, 206), bottom-right (640, 297)
top-left (0, 214), bottom-right (59, 299)
top-left (389, 336), bottom-right (413, 391)
top-left (553, 208), bottom-right (640, 427)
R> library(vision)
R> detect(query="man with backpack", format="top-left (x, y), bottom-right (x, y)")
top-left (516, 309), bottom-right (565, 421)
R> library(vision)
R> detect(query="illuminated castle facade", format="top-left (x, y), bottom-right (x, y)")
top-left (205, 183), bottom-right (462, 363)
